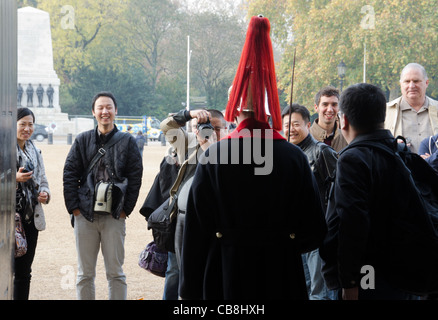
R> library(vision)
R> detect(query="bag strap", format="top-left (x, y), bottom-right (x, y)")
top-left (344, 136), bottom-right (414, 177)
top-left (83, 131), bottom-right (124, 180)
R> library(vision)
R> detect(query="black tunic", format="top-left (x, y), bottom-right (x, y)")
top-left (179, 119), bottom-right (327, 300)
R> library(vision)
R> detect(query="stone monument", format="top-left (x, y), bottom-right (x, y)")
top-left (17, 7), bottom-right (94, 136)
top-left (18, 7), bottom-right (61, 111)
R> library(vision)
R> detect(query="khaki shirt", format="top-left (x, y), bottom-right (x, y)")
top-left (400, 98), bottom-right (431, 154)
top-left (385, 96), bottom-right (438, 154)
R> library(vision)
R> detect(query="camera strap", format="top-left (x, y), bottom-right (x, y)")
top-left (82, 131), bottom-right (124, 182)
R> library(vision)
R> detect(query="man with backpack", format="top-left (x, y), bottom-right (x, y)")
top-left (320, 83), bottom-right (423, 300)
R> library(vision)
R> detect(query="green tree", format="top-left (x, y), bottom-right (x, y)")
top-left (28, 0), bottom-right (254, 119)
top-left (248, 0), bottom-right (438, 108)
top-left (65, 64), bottom-right (152, 116)
top-left (17, 0), bottom-right (38, 8)
top-left (118, 0), bottom-right (181, 95)
top-left (155, 76), bottom-right (187, 119)
top-left (183, 12), bottom-right (246, 110)
top-left (37, 0), bottom-right (125, 84)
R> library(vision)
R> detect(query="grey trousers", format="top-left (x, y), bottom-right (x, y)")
top-left (74, 214), bottom-right (127, 300)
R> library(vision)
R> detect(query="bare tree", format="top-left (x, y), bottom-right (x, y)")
top-left (120, 0), bottom-right (181, 94)
top-left (185, 12), bottom-right (246, 108)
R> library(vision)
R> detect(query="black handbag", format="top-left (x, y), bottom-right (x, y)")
top-left (147, 195), bottom-right (178, 252)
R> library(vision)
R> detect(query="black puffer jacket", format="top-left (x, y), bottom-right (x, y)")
top-left (63, 127), bottom-right (143, 221)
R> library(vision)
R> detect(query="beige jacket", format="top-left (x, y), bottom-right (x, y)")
top-left (160, 116), bottom-right (198, 166)
top-left (384, 96), bottom-right (438, 137)
top-left (310, 119), bottom-right (348, 153)
top-left (160, 114), bottom-right (199, 213)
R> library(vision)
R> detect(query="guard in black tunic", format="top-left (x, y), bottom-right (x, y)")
top-left (179, 15), bottom-right (327, 300)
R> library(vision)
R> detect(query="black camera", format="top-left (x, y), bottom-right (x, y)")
top-left (22, 161), bottom-right (34, 173)
top-left (197, 119), bottom-right (215, 140)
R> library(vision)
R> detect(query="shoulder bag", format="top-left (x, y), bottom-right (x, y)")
top-left (71, 131), bottom-right (124, 226)
top-left (15, 213), bottom-right (27, 258)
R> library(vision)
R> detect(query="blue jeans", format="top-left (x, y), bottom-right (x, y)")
top-left (162, 251), bottom-right (179, 300)
top-left (302, 249), bottom-right (336, 300)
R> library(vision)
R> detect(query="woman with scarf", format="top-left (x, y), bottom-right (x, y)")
top-left (15, 108), bottom-right (51, 300)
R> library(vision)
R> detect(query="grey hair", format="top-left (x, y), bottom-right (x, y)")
top-left (400, 63), bottom-right (428, 81)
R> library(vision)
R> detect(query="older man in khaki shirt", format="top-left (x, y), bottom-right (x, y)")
top-left (385, 63), bottom-right (438, 154)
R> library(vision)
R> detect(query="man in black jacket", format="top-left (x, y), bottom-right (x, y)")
top-left (320, 83), bottom-right (411, 300)
top-left (63, 92), bottom-right (143, 300)
top-left (282, 104), bottom-right (338, 300)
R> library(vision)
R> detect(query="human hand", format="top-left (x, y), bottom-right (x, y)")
top-left (421, 153), bottom-right (431, 159)
top-left (16, 167), bottom-right (33, 183)
top-left (190, 109), bottom-right (211, 124)
top-left (38, 191), bottom-right (49, 204)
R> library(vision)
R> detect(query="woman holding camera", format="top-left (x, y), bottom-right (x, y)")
top-left (15, 107), bottom-right (51, 300)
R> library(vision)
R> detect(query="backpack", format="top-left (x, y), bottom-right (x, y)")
top-left (335, 136), bottom-right (438, 295)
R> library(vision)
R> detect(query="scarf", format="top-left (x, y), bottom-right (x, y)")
top-left (16, 140), bottom-right (41, 221)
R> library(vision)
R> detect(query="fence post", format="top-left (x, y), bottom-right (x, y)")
top-left (67, 133), bottom-right (73, 145)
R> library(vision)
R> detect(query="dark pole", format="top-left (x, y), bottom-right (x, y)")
top-left (337, 60), bottom-right (346, 92)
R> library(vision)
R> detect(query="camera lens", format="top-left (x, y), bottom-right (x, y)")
top-left (197, 121), bottom-right (214, 140)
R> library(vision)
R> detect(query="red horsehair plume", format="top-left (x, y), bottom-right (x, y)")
top-left (225, 15), bottom-right (282, 131)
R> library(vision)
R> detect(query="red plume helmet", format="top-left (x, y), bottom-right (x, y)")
top-left (225, 15), bottom-right (282, 131)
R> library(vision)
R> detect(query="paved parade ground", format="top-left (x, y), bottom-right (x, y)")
top-left (29, 140), bottom-right (168, 300)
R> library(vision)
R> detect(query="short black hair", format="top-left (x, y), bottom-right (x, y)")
top-left (339, 83), bottom-right (386, 133)
top-left (92, 91), bottom-right (118, 111)
top-left (314, 86), bottom-right (340, 106)
top-left (17, 107), bottom-right (35, 123)
top-left (207, 109), bottom-right (226, 127)
top-left (281, 104), bottom-right (310, 123)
